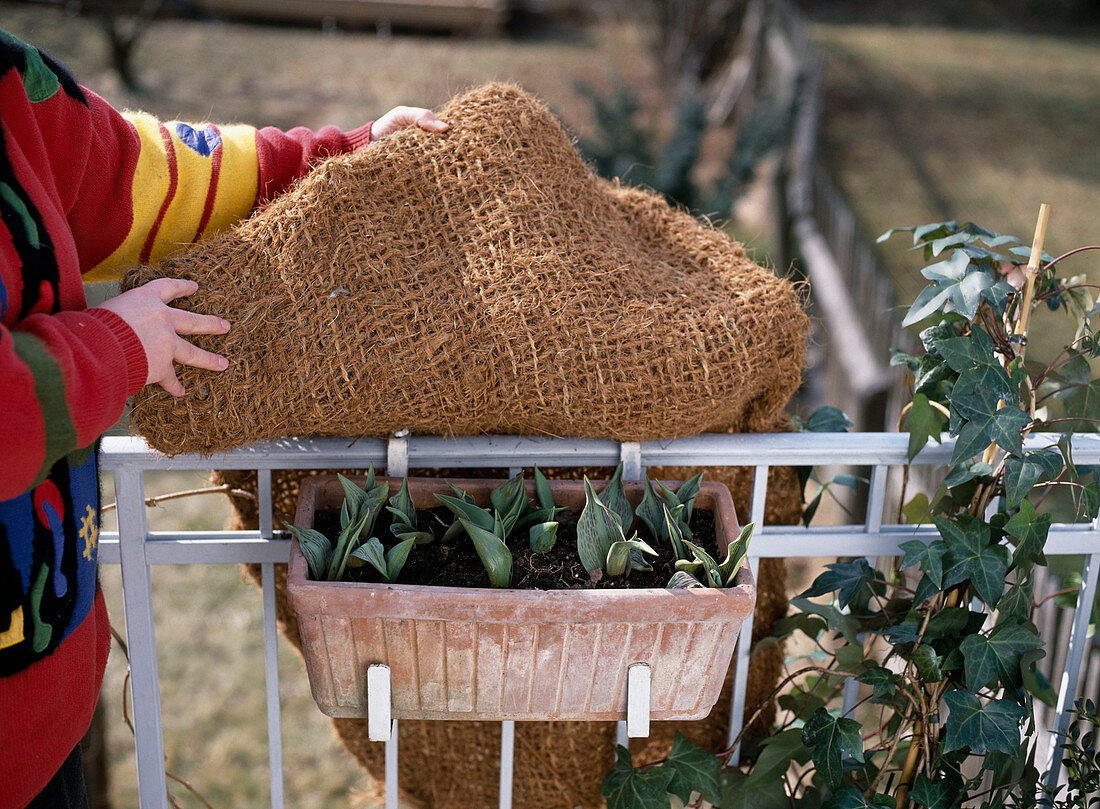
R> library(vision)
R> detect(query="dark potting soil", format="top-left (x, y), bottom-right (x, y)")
top-left (312, 506), bottom-right (719, 590)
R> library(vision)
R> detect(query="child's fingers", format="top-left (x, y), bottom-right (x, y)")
top-left (416, 111), bottom-right (449, 133)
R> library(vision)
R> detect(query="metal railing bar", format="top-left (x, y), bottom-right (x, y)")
top-left (98, 534), bottom-right (291, 565)
top-left (256, 468), bottom-right (285, 809)
top-left (865, 465), bottom-right (888, 533)
top-left (843, 465), bottom-right (890, 717)
top-left (258, 469), bottom-right (273, 539)
top-left (727, 555), bottom-right (760, 767)
top-left (1044, 552), bottom-right (1100, 789)
top-left (385, 720), bottom-right (398, 809)
top-left (500, 720), bottom-right (515, 809)
top-left (262, 562), bottom-right (285, 809)
top-left (100, 433), bottom-right (1100, 472)
top-left (114, 467), bottom-right (170, 809)
top-left (97, 524), bottom-right (1100, 565)
top-left (750, 527), bottom-right (1100, 558)
top-left (727, 465), bottom-right (770, 759)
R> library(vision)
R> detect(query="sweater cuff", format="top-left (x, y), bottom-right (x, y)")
top-left (85, 308), bottom-right (148, 396)
top-left (342, 121), bottom-right (373, 151)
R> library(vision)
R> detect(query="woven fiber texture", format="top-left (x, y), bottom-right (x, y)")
top-left (124, 82), bottom-right (807, 453)
top-left (223, 460), bottom-right (801, 809)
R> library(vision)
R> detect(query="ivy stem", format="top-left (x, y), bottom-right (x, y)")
top-left (1039, 244), bottom-right (1100, 273)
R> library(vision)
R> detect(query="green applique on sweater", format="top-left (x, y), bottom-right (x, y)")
top-left (0, 30), bottom-right (60, 103)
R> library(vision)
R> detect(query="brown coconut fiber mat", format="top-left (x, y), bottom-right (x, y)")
top-left (123, 82), bottom-right (807, 452)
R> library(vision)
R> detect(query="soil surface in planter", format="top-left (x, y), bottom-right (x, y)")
top-left (314, 507), bottom-right (719, 590)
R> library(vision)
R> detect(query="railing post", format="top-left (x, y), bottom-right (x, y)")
top-left (114, 466), bottom-right (169, 809)
top-left (258, 469), bottom-right (285, 809)
top-left (727, 465), bottom-right (769, 763)
top-left (1044, 551), bottom-right (1100, 790)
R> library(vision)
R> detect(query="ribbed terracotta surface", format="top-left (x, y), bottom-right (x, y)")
top-left (287, 476), bottom-right (756, 721)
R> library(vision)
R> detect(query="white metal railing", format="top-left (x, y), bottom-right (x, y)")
top-left (98, 431), bottom-right (1100, 807)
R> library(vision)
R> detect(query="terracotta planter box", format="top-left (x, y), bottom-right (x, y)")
top-left (286, 475), bottom-right (756, 721)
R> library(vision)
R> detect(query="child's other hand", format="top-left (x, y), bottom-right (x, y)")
top-left (372, 106), bottom-right (449, 140)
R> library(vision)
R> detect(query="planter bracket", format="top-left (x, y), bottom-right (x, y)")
top-left (626, 662), bottom-right (651, 738)
top-left (367, 663), bottom-right (393, 742)
top-left (386, 430), bottom-right (410, 477)
top-left (620, 442), bottom-right (643, 481)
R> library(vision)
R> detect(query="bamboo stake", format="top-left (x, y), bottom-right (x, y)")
top-left (895, 720), bottom-right (924, 809)
top-left (981, 204), bottom-right (1052, 467)
top-left (1014, 203), bottom-right (1052, 361)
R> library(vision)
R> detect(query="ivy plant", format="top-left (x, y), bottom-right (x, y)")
top-left (601, 209), bottom-right (1100, 809)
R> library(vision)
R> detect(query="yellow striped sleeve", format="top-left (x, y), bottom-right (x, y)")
top-left (198, 124), bottom-right (260, 240)
top-left (143, 123), bottom-right (215, 264)
top-left (84, 112), bottom-right (170, 281)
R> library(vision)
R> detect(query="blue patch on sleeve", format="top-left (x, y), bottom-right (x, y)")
top-left (175, 123), bottom-right (222, 157)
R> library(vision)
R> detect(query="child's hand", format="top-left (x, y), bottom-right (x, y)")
top-left (372, 106), bottom-right (449, 140)
top-left (97, 278), bottom-right (230, 397)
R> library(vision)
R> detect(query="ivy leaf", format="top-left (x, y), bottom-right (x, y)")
top-left (903, 249), bottom-right (995, 326)
top-left (912, 644), bottom-right (945, 682)
top-left (743, 729), bottom-right (809, 785)
top-left (801, 406), bottom-right (853, 433)
top-left (909, 774), bottom-right (959, 809)
top-left (883, 612), bottom-right (925, 645)
top-left (923, 607), bottom-right (974, 640)
top-left (1003, 449), bottom-right (1064, 509)
top-left (601, 746), bottom-right (675, 809)
top-left (801, 708), bottom-right (865, 789)
top-left (1054, 377), bottom-right (1100, 433)
top-left (914, 352), bottom-right (954, 397)
top-left (716, 769), bottom-right (789, 809)
top-left (942, 692), bottom-right (1026, 755)
top-left (824, 786), bottom-right (894, 809)
top-left (899, 538), bottom-right (948, 588)
top-left (936, 515), bottom-right (1009, 607)
top-left (1003, 502), bottom-right (1051, 571)
top-left (790, 596), bottom-right (861, 645)
top-left (801, 558), bottom-right (879, 610)
top-left (997, 581), bottom-right (1034, 622)
top-left (949, 387), bottom-right (1030, 464)
top-left (959, 620), bottom-right (1044, 692)
top-left (907, 393), bottom-right (949, 460)
top-left (902, 493), bottom-right (932, 526)
top-left (1081, 480), bottom-right (1100, 520)
top-left (912, 573), bottom-right (942, 606)
top-left (933, 329), bottom-right (1012, 397)
top-left (771, 613), bottom-right (827, 641)
top-left (664, 732), bottom-right (721, 803)
top-left (858, 666), bottom-right (898, 705)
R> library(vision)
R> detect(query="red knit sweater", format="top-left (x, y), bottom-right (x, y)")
top-left (0, 29), bottom-right (371, 807)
